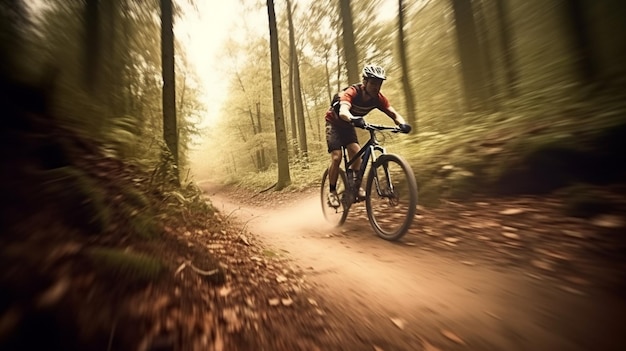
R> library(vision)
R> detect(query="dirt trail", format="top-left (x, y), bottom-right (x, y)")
top-left (204, 183), bottom-right (625, 351)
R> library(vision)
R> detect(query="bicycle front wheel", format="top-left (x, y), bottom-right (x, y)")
top-left (365, 154), bottom-right (418, 241)
top-left (320, 168), bottom-right (350, 226)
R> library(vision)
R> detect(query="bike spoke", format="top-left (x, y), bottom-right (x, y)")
top-left (366, 155), bottom-right (418, 240)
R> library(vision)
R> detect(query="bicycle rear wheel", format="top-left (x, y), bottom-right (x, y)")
top-left (365, 154), bottom-right (418, 241)
top-left (320, 168), bottom-right (350, 226)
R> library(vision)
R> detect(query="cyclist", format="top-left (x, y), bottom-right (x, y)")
top-left (324, 64), bottom-right (412, 207)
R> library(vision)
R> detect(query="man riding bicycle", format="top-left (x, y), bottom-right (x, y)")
top-left (324, 64), bottom-right (412, 207)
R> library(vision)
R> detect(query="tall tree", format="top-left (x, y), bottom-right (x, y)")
top-left (473, 0), bottom-right (498, 106)
top-left (564, 0), bottom-right (596, 85)
top-left (287, 45), bottom-right (298, 156)
top-left (266, 0), bottom-right (291, 190)
top-left (450, 0), bottom-right (491, 111)
top-left (286, 0), bottom-right (308, 162)
top-left (161, 0), bottom-right (179, 182)
top-left (339, 0), bottom-right (359, 84)
top-left (83, 0), bottom-right (100, 93)
top-left (397, 0), bottom-right (417, 128)
top-left (494, 0), bottom-right (518, 97)
top-left (255, 102), bottom-right (267, 170)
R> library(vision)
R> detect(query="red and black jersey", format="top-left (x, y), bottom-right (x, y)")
top-left (325, 83), bottom-right (391, 124)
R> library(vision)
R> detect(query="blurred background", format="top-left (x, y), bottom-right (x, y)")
top-left (1, 0), bottom-right (625, 350)
top-left (1, 0), bottom-right (625, 196)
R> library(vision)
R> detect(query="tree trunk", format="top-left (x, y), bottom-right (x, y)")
top-left (339, 0), bottom-right (360, 84)
top-left (286, 0), bottom-right (308, 163)
top-left (287, 40), bottom-right (298, 157)
top-left (473, 0), bottom-right (498, 110)
top-left (450, 0), bottom-right (491, 111)
top-left (84, 0), bottom-right (100, 94)
top-left (160, 0), bottom-right (179, 182)
top-left (256, 102), bottom-right (266, 170)
top-left (564, 0), bottom-right (596, 85)
top-left (397, 0), bottom-right (417, 128)
top-left (494, 0), bottom-right (519, 97)
top-left (266, 0), bottom-right (291, 190)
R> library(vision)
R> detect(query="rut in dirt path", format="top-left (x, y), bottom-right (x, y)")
top-left (204, 183), bottom-right (626, 351)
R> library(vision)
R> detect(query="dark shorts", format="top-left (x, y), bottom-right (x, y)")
top-left (326, 120), bottom-right (358, 153)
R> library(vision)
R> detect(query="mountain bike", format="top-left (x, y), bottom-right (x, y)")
top-left (320, 117), bottom-right (418, 241)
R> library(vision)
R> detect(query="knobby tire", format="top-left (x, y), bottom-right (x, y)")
top-left (365, 154), bottom-right (418, 241)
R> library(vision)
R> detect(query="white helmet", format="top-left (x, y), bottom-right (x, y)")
top-left (362, 64), bottom-right (386, 80)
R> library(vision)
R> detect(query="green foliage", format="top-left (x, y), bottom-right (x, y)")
top-left (103, 114), bottom-right (143, 159)
top-left (88, 247), bottom-right (164, 285)
top-left (150, 143), bottom-right (180, 191)
top-left (23, 1), bottom-right (205, 176)
top-left (116, 185), bottom-right (159, 239)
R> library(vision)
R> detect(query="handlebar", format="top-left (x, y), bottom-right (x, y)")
top-left (350, 116), bottom-right (407, 134)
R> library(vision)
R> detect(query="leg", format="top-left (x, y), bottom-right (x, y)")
top-left (328, 150), bottom-right (342, 189)
top-left (345, 142), bottom-right (361, 173)
top-left (325, 121), bottom-right (343, 191)
top-left (346, 142), bottom-right (366, 199)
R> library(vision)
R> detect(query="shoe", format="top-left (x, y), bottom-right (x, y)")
top-left (327, 192), bottom-right (340, 207)
top-left (357, 187), bottom-right (366, 199)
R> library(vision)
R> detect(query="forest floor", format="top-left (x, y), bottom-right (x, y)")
top-left (194, 182), bottom-right (626, 351)
top-left (2, 175), bottom-right (626, 351)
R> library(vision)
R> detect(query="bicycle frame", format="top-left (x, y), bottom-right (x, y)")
top-left (342, 125), bottom-right (398, 197)
top-left (322, 121), bottom-right (416, 240)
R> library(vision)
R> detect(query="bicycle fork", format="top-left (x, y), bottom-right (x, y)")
top-left (372, 159), bottom-right (399, 206)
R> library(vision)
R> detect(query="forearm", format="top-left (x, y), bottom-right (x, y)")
top-left (394, 114), bottom-right (407, 125)
top-left (387, 106), bottom-right (406, 125)
top-left (338, 104), bottom-right (353, 122)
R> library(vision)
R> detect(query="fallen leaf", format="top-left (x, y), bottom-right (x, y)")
top-left (502, 231), bottom-right (520, 239)
top-left (219, 286), bottom-right (231, 297)
top-left (239, 235), bottom-right (250, 245)
top-left (441, 329), bottom-right (465, 345)
top-left (268, 298), bottom-right (280, 306)
top-left (390, 317), bottom-right (405, 330)
top-left (281, 297), bottom-right (293, 306)
top-left (591, 215), bottom-right (624, 228)
top-left (499, 208), bottom-right (525, 215)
